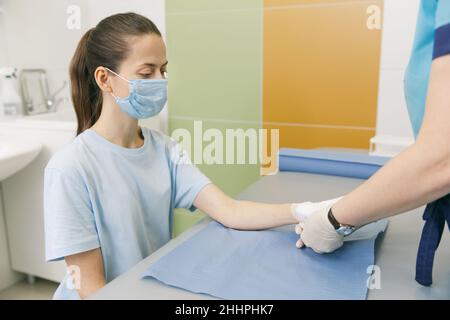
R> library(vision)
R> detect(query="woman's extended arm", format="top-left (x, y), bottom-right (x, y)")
top-left (194, 184), bottom-right (297, 230)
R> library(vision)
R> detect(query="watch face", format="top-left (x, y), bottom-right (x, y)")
top-left (343, 228), bottom-right (354, 236)
top-left (337, 226), bottom-right (355, 236)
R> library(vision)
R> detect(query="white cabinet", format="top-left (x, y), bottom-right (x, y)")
top-left (0, 118), bottom-right (76, 282)
top-left (0, 187), bottom-right (23, 290)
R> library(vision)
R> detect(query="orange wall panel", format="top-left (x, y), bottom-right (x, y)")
top-left (263, 124), bottom-right (376, 149)
top-left (265, 0), bottom-right (350, 6)
top-left (263, 0), bottom-right (383, 149)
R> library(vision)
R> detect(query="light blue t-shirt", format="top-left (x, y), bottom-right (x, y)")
top-left (404, 0), bottom-right (450, 136)
top-left (44, 127), bottom-right (211, 299)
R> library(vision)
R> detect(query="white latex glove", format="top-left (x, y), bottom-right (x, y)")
top-left (291, 197), bottom-right (344, 254)
top-left (290, 197), bottom-right (343, 222)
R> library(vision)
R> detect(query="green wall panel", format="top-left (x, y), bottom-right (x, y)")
top-left (167, 0), bottom-right (263, 236)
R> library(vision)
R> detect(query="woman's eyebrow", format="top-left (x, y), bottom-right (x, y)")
top-left (138, 61), bottom-right (168, 68)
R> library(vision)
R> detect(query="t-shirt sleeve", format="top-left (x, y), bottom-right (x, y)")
top-left (433, 0), bottom-right (450, 59)
top-left (166, 139), bottom-right (212, 212)
top-left (44, 167), bottom-right (100, 262)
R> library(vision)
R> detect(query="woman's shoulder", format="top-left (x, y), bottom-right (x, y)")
top-left (45, 135), bottom-right (86, 176)
top-left (142, 126), bottom-right (177, 148)
top-left (142, 127), bottom-right (191, 165)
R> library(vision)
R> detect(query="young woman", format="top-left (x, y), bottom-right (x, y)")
top-left (44, 12), bottom-right (300, 300)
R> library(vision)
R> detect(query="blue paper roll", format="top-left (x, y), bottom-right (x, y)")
top-left (279, 148), bottom-right (390, 179)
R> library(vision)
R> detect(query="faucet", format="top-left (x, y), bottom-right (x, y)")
top-left (20, 69), bottom-right (69, 115)
top-left (45, 80), bottom-right (68, 112)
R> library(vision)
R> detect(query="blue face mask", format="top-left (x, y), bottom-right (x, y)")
top-left (106, 68), bottom-right (168, 119)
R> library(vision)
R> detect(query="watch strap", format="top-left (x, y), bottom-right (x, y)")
top-left (327, 207), bottom-right (341, 230)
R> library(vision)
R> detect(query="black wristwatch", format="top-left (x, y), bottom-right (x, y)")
top-left (327, 207), bottom-right (356, 237)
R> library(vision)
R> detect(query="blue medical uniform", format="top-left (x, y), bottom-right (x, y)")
top-left (404, 0), bottom-right (450, 286)
top-left (44, 127), bottom-right (211, 299)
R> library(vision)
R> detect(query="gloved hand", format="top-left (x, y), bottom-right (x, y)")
top-left (291, 197), bottom-right (343, 222)
top-left (291, 197), bottom-right (344, 254)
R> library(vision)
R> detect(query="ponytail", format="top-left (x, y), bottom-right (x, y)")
top-left (69, 28), bottom-right (102, 135)
top-left (68, 13), bottom-right (162, 135)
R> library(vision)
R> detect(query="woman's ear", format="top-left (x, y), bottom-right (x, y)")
top-left (94, 67), bottom-right (112, 93)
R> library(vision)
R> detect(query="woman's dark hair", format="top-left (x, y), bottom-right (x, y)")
top-left (69, 12), bottom-right (161, 135)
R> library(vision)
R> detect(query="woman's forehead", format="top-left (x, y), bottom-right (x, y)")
top-left (126, 34), bottom-right (166, 66)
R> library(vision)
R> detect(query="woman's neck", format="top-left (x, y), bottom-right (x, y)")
top-left (90, 101), bottom-right (144, 149)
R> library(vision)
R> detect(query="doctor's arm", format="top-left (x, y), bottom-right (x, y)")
top-left (193, 184), bottom-right (297, 230)
top-left (331, 55), bottom-right (450, 228)
top-left (297, 55), bottom-right (450, 253)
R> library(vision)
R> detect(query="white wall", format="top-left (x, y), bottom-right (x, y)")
top-left (370, 0), bottom-right (420, 157)
top-left (1, 0), bottom-right (91, 114)
top-left (87, 0), bottom-right (165, 36)
top-left (0, 0), bottom-right (167, 132)
top-left (0, 4), bottom-right (8, 66)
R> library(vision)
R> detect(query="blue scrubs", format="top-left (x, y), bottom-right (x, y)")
top-left (404, 0), bottom-right (450, 136)
top-left (403, 0), bottom-right (450, 286)
top-left (44, 127), bottom-right (211, 299)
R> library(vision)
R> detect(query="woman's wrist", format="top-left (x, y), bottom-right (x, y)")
top-left (288, 203), bottom-right (300, 224)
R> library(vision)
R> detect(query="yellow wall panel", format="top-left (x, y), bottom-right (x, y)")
top-left (264, 124), bottom-right (376, 150)
top-left (263, 0), bottom-right (383, 149)
top-left (265, 0), bottom-right (347, 6)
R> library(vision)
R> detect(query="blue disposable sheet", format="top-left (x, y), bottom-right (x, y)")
top-left (142, 220), bottom-right (388, 300)
top-left (279, 148), bottom-right (390, 179)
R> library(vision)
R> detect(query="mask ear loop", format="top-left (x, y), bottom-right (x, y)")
top-left (104, 67), bottom-right (130, 100)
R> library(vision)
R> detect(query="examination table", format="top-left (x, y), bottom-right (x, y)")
top-left (91, 171), bottom-right (450, 300)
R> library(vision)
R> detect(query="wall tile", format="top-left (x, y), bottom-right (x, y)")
top-left (166, 9), bottom-right (262, 122)
top-left (264, 123), bottom-right (375, 149)
top-left (263, 0), bottom-right (382, 148)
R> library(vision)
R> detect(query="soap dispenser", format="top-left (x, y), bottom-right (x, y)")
top-left (0, 67), bottom-right (23, 118)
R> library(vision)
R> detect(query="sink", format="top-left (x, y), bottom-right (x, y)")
top-left (0, 136), bottom-right (42, 181)
top-left (18, 107), bottom-right (76, 123)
